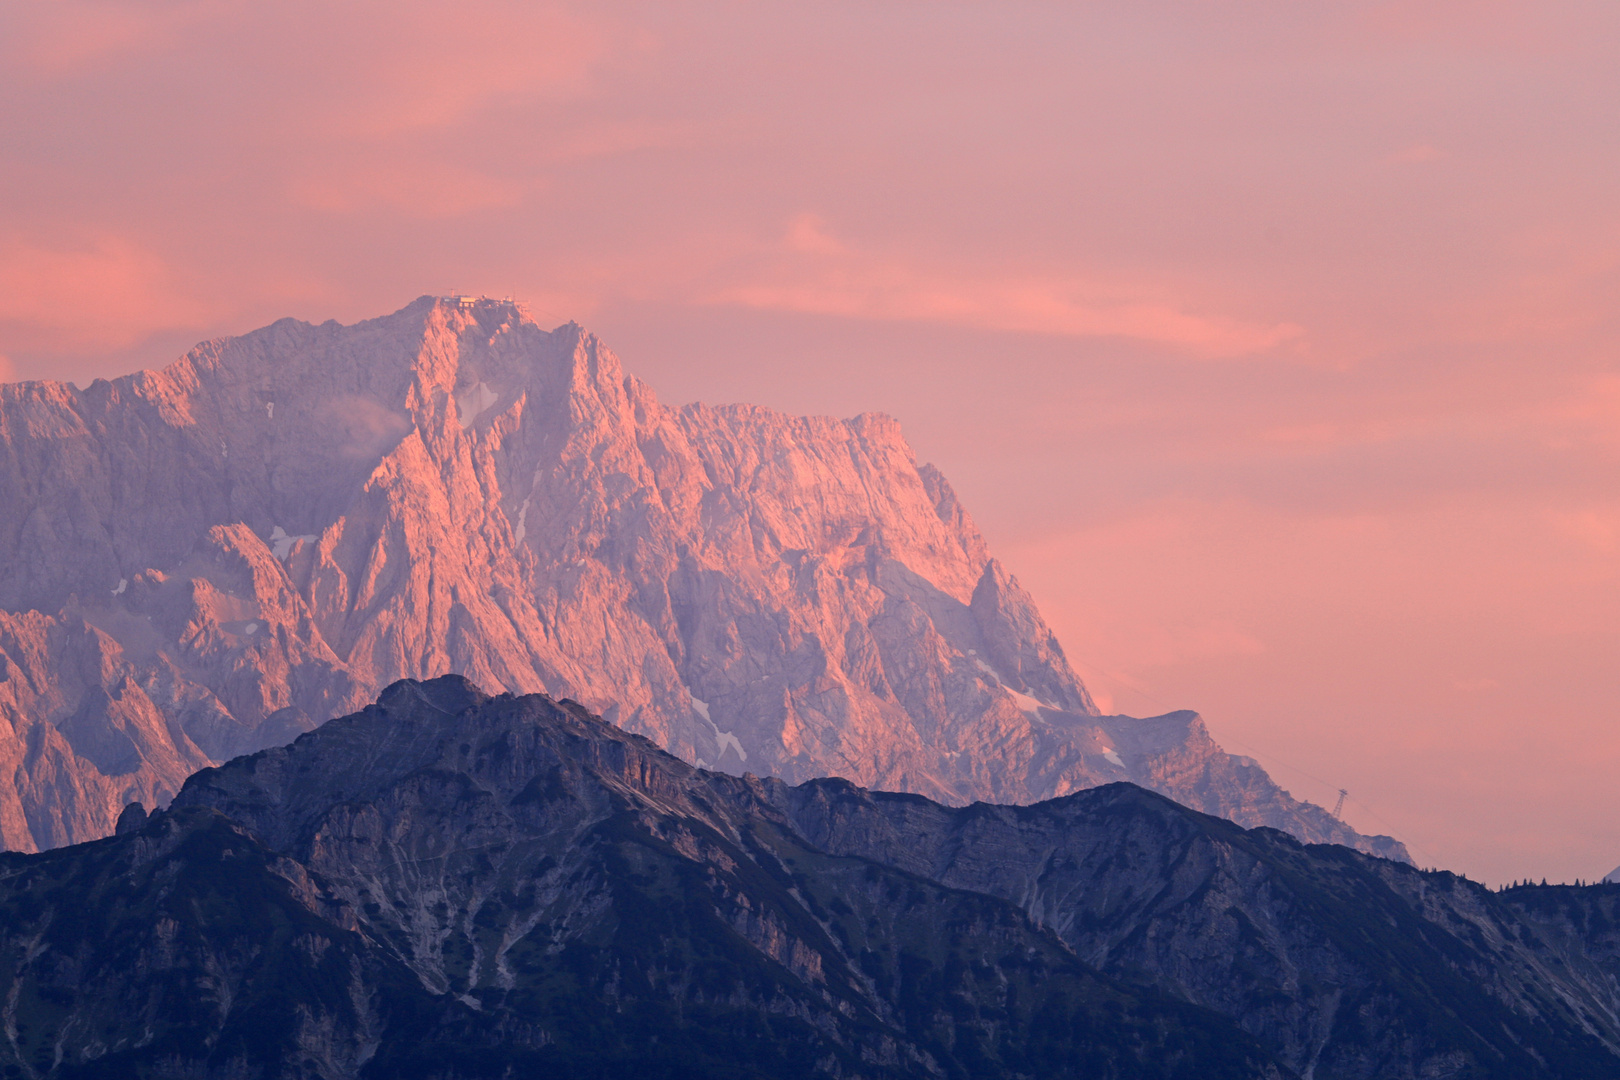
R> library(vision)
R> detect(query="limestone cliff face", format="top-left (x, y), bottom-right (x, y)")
top-left (160, 680), bottom-right (1617, 1080)
top-left (0, 296), bottom-right (1399, 858)
top-left (4, 680), bottom-right (1288, 1080)
top-left (771, 777), bottom-right (1620, 1079)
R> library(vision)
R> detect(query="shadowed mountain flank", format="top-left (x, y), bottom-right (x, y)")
top-left (3, 678), bottom-right (1288, 1080)
top-left (1, 679), bottom-right (1607, 1079)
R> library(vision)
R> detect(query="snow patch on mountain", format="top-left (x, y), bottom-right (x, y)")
top-left (971, 655), bottom-right (1054, 716)
top-left (268, 525), bottom-right (317, 560)
top-left (692, 694), bottom-right (747, 764)
top-left (513, 497), bottom-right (531, 545)
top-left (457, 381), bottom-right (499, 428)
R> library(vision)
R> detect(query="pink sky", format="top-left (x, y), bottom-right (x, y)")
top-left (3, 1), bottom-right (1617, 885)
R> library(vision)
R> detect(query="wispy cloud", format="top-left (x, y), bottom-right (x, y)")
top-left (0, 236), bottom-right (213, 351)
top-left (4, 0), bottom-right (619, 137)
top-left (281, 2), bottom-right (615, 141)
top-left (3, 0), bottom-right (214, 77)
top-left (1552, 508), bottom-right (1620, 554)
top-left (1390, 143), bottom-right (1445, 164)
top-left (709, 217), bottom-right (1303, 357)
top-left (289, 161), bottom-right (526, 218)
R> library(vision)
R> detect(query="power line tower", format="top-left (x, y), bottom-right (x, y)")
top-left (1332, 789), bottom-right (1348, 820)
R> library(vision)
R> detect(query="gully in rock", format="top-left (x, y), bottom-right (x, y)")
top-left (0, 298), bottom-right (1397, 864)
top-left (1, 677), bottom-right (1606, 1079)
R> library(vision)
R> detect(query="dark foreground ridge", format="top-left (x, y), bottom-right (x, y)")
top-left (2, 678), bottom-right (1616, 1079)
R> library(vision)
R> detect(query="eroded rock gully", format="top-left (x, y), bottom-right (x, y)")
top-left (0, 296), bottom-right (1400, 861)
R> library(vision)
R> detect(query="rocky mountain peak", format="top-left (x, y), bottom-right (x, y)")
top-left (0, 298), bottom-right (1402, 863)
top-left (141, 680), bottom-right (1608, 1080)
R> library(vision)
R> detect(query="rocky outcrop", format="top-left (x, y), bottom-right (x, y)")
top-left (0, 809), bottom-right (412, 1079)
top-left (1, 679), bottom-right (1286, 1080)
top-left (140, 679), bottom-right (1612, 1079)
top-left (0, 296), bottom-right (1401, 859)
top-left (772, 777), bottom-right (1620, 1079)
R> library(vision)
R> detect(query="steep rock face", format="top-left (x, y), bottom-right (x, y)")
top-left (0, 809), bottom-right (414, 1078)
top-left (157, 680), bottom-right (1619, 1080)
top-left (0, 297), bottom-right (1399, 858)
top-left (0, 677), bottom-right (1284, 1080)
top-left (771, 778), bottom-right (1620, 1079)
top-left (1500, 884), bottom-right (1620, 1011)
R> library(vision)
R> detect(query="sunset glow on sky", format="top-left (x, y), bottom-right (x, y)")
top-left (3, 1), bottom-right (1618, 886)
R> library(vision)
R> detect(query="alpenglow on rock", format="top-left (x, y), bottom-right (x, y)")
top-left (0, 296), bottom-right (1402, 859)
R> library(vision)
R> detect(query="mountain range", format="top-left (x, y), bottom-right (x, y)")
top-left (0, 296), bottom-right (1401, 860)
top-left (3, 678), bottom-right (1614, 1079)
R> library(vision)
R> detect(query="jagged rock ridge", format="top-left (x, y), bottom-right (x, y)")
top-left (2, 679), bottom-right (1287, 1080)
top-left (4, 679), bottom-right (1608, 1079)
top-left (0, 296), bottom-right (1401, 859)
